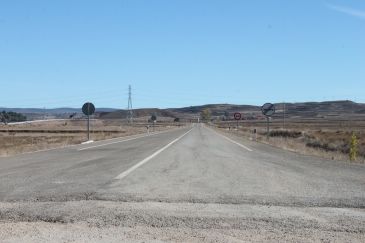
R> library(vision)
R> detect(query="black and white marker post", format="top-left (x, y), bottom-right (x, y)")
top-left (261, 103), bottom-right (275, 139)
top-left (82, 102), bottom-right (96, 142)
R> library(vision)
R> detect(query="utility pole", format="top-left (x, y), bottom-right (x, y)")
top-left (127, 85), bottom-right (133, 123)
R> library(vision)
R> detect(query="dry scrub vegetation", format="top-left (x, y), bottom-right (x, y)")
top-left (0, 119), bottom-right (182, 157)
top-left (214, 119), bottom-right (365, 163)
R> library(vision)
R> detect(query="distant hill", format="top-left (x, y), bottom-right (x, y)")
top-left (167, 104), bottom-right (258, 116)
top-left (275, 100), bottom-right (365, 119)
top-left (1, 100), bottom-right (364, 121)
top-left (97, 100), bottom-right (365, 121)
top-left (98, 108), bottom-right (177, 119)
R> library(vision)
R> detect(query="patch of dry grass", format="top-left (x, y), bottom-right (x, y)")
top-left (214, 120), bottom-right (365, 163)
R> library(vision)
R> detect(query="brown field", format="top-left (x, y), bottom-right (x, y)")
top-left (0, 119), bottom-right (183, 157)
top-left (213, 118), bottom-right (365, 163)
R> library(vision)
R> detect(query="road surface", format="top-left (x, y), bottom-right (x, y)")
top-left (0, 124), bottom-right (364, 242)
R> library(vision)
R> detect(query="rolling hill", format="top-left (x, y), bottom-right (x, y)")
top-left (1, 100), bottom-right (364, 121)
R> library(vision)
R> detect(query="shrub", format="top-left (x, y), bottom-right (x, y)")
top-left (269, 130), bottom-right (302, 138)
top-left (1, 111), bottom-right (27, 123)
top-left (306, 141), bottom-right (337, 152)
top-left (200, 109), bottom-right (211, 122)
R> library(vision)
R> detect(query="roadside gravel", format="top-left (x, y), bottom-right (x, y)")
top-left (1, 201), bottom-right (364, 242)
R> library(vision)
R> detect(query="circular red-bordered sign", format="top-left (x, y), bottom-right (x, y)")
top-left (233, 112), bottom-right (242, 120)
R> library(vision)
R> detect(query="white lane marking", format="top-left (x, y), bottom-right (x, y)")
top-left (114, 128), bottom-right (193, 180)
top-left (78, 128), bottom-right (184, 151)
top-left (79, 135), bottom-right (149, 151)
top-left (205, 126), bottom-right (253, 152)
top-left (81, 140), bottom-right (94, 145)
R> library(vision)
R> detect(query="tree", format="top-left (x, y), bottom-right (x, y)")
top-left (150, 114), bottom-right (157, 122)
top-left (200, 109), bottom-right (211, 122)
top-left (1, 111), bottom-right (26, 123)
top-left (0, 112), bottom-right (7, 124)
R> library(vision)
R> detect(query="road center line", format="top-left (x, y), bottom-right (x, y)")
top-left (114, 128), bottom-right (193, 180)
top-left (206, 126), bottom-right (253, 152)
top-left (78, 128), bottom-right (183, 151)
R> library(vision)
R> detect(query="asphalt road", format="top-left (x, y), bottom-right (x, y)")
top-left (0, 124), bottom-right (364, 242)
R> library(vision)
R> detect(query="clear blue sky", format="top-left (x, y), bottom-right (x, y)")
top-left (0, 0), bottom-right (364, 109)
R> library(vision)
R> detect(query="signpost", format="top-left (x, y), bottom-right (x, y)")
top-left (233, 112), bottom-right (241, 129)
top-left (261, 103), bottom-right (275, 139)
top-left (82, 102), bottom-right (95, 141)
top-left (151, 114), bottom-right (157, 132)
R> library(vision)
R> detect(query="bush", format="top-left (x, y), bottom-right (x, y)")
top-left (1, 111), bottom-right (27, 123)
top-left (269, 130), bottom-right (302, 138)
top-left (306, 141), bottom-right (337, 152)
top-left (200, 109), bottom-right (211, 122)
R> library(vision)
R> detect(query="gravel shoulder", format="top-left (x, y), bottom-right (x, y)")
top-left (1, 200), bottom-right (364, 242)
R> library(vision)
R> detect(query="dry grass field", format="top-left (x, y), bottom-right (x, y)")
top-left (0, 119), bottom-right (183, 157)
top-left (213, 119), bottom-right (365, 163)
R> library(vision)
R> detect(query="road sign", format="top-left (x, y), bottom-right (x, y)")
top-left (82, 102), bottom-right (95, 142)
top-left (82, 102), bottom-right (95, 116)
top-left (233, 112), bottom-right (242, 121)
top-left (261, 103), bottom-right (275, 117)
top-left (261, 103), bottom-right (275, 139)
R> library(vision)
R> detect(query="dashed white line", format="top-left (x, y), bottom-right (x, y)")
top-left (114, 128), bottom-right (193, 180)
